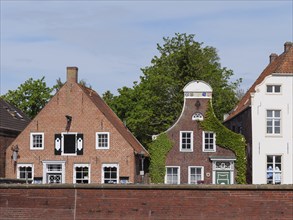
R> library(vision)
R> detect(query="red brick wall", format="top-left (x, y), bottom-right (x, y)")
top-left (0, 184), bottom-right (292, 219)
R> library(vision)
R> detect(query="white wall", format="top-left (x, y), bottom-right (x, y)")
top-left (251, 74), bottom-right (293, 184)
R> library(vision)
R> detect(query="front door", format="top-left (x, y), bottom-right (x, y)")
top-left (216, 171), bottom-right (230, 184)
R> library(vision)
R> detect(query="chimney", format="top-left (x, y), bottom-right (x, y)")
top-left (67, 67), bottom-right (78, 83)
top-left (284, 42), bottom-right (293, 52)
top-left (269, 53), bottom-right (278, 63)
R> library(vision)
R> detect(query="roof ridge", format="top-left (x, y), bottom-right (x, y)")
top-left (225, 43), bottom-right (293, 122)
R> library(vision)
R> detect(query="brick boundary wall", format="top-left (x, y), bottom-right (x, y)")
top-left (0, 184), bottom-right (292, 220)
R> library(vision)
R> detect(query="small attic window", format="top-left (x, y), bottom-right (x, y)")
top-left (192, 113), bottom-right (204, 121)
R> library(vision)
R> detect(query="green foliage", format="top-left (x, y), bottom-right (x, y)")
top-left (148, 133), bottom-right (173, 183)
top-left (1, 77), bottom-right (53, 119)
top-left (200, 101), bottom-right (247, 184)
top-left (103, 33), bottom-right (242, 145)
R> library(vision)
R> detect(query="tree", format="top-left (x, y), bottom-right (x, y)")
top-left (53, 77), bottom-right (92, 92)
top-left (103, 33), bottom-right (242, 145)
top-left (1, 77), bottom-right (53, 119)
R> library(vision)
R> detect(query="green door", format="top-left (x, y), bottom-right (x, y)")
top-left (216, 171), bottom-right (230, 184)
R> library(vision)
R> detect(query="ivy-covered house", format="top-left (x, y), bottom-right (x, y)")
top-left (150, 81), bottom-right (246, 184)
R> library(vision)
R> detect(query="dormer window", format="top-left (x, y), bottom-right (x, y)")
top-left (267, 85), bottom-right (281, 94)
top-left (192, 113), bottom-right (204, 121)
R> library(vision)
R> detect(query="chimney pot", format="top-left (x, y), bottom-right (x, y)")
top-left (269, 53), bottom-right (278, 63)
top-left (67, 67), bottom-right (78, 83)
top-left (284, 42), bottom-right (293, 52)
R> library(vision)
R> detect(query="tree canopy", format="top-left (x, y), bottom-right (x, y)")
top-left (103, 33), bottom-right (241, 145)
top-left (1, 77), bottom-right (53, 119)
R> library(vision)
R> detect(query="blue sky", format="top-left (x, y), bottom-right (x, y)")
top-left (1, 0), bottom-right (292, 96)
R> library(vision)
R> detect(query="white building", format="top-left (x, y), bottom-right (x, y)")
top-left (224, 42), bottom-right (293, 184)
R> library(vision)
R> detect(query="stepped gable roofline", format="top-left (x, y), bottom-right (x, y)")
top-left (78, 84), bottom-right (149, 157)
top-left (224, 42), bottom-right (293, 122)
top-left (0, 98), bottom-right (30, 132)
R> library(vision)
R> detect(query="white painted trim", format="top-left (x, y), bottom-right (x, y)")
top-left (73, 163), bottom-right (90, 184)
top-left (202, 131), bottom-right (216, 152)
top-left (188, 166), bottom-right (204, 184)
top-left (101, 163), bottom-right (119, 184)
top-left (30, 132), bottom-right (44, 150)
top-left (61, 132), bottom-right (78, 156)
top-left (96, 132), bottom-right (110, 149)
top-left (165, 166), bottom-right (180, 184)
top-left (180, 131), bottom-right (193, 152)
top-left (42, 161), bottom-right (66, 184)
top-left (17, 163), bottom-right (34, 181)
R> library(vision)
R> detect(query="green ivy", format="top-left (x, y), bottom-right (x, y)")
top-left (200, 101), bottom-right (247, 184)
top-left (148, 133), bottom-right (173, 183)
top-left (148, 101), bottom-right (247, 184)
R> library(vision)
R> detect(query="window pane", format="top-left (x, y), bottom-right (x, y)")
top-left (274, 86), bottom-right (281, 93)
top-left (267, 85), bottom-right (273, 92)
top-left (274, 110), bottom-right (280, 117)
top-left (267, 156), bottom-right (273, 163)
top-left (267, 110), bottom-right (273, 117)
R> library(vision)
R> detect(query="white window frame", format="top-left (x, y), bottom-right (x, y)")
top-left (180, 131), bottom-right (193, 152)
top-left (30, 132), bottom-right (44, 150)
top-left (96, 132), bottom-right (110, 149)
top-left (17, 163), bottom-right (34, 182)
top-left (266, 84), bottom-right (281, 94)
top-left (267, 155), bottom-right (282, 184)
top-left (202, 131), bottom-right (216, 152)
top-left (102, 163), bottom-right (119, 184)
top-left (61, 132), bottom-right (77, 156)
top-left (188, 166), bottom-right (204, 184)
top-left (165, 166), bottom-right (180, 184)
top-left (73, 164), bottom-right (90, 184)
top-left (42, 161), bottom-right (66, 184)
top-left (266, 110), bottom-right (281, 135)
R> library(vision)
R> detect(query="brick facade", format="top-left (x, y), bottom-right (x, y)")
top-left (0, 184), bottom-right (292, 219)
top-left (5, 67), bottom-right (148, 184)
top-left (166, 98), bottom-right (235, 184)
top-left (164, 81), bottom-right (236, 184)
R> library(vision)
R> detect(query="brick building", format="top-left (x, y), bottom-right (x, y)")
top-left (0, 98), bottom-right (30, 177)
top-left (5, 67), bottom-right (148, 184)
top-left (155, 81), bottom-right (236, 184)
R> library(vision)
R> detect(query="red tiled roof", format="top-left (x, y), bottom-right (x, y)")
top-left (79, 85), bottom-right (149, 157)
top-left (225, 43), bottom-right (293, 122)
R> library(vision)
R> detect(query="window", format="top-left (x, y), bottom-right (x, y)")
top-left (96, 132), bottom-right (110, 149)
top-left (165, 167), bottom-right (180, 184)
top-left (30, 133), bottom-right (44, 150)
top-left (102, 164), bottom-right (118, 184)
top-left (188, 166), bottom-right (204, 184)
top-left (266, 110), bottom-right (281, 134)
top-left (267, 156), bottom-right (282, 184)
top-left (203, 131), bottom-right (216, 152)
top-left (267, 85), bottom-right (281, 93)
top-left (54, 133), bottom-right (83, 155)
top-left (74, 164), bottom-right (90, 184)
top-left (43, 161), bottom-right (65, 184)
top-left (17, 164), bottom-right (33, 183)
top-left (180, 131), bottom-right (193, 152)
